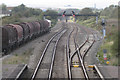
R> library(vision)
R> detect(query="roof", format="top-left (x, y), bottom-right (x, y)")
top-left (7, 7), bottom-right (14, 11)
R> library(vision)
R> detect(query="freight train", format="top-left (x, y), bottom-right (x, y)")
top-left (2, 20), bottom-right (51, 54)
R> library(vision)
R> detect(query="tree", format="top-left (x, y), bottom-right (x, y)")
top-left (80, 8), bottom-right (93, 14)
top-left (44, 10), bottom-right (58, 26)
top-left (12, 4), bottom-right (43, 18)
top-left (100, 5), bottom-right (118, 18)
top-left (79, 8), bottom-right (93, 20)
top-left (1, 4), bottom-right (7, 13)
top-left (44, 10), bottom-right (58, 19)
top-left (12, 4), bottom-right (26, 13)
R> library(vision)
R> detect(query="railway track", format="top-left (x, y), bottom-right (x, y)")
top-left (66, 23), bottom-right (95, 80)
top-left (93, 64), bottom-right (105, 80)
top-left (13, 23), bottom-right (103, 80)
top-left (31, 28), bottom-right (67, 80)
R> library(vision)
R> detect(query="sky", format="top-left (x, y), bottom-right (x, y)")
top-left (0, 0), bottom-right (119, 9)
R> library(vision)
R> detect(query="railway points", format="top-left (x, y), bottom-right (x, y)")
top-left (2, 22), bottom-right (118, 80)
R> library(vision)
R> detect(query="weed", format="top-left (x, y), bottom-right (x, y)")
top-left (5, 68), bottom-right (8, 71)
top-left (15, 54), bottom-right (18, 56)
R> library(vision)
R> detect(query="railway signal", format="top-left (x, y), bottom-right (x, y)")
top-left (101, 19), bottom-right (106, 26)
top-left (62, 11), bottom-right (66, 17)
top-left (101, 19), bottom-right (106, 38)
top-left (43, 11), bottom-right (98, 23)
top-left (72, 11), bottom-right (75, 17)
top-left (44, 11), bottom-right (98, 17)
top-left (71, 11), bottom-right (76, 22)
top-left (96, 16), bottom-right (98, 24)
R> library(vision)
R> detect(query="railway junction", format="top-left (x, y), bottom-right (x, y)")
top-left (2, 21), bottom-right (118, 80)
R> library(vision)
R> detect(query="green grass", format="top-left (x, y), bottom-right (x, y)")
top-left (3, 48), bottom-right (33, 64)
top-left (77, 17), bottom-right (118, 66)
top-left (97, 41), bottom-right (113, 64)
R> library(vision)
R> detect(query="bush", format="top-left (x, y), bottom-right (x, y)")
top-left (111, 31), bottom-right (119, 56)
top-left (2, 16), bottom-right (21, 25)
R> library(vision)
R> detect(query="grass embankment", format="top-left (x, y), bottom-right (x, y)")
top-left (3, 48), bottom-right (33, 64)
top-left (77, 16), bottom-right (118, 66)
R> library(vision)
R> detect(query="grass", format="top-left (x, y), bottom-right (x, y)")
top-left (77, 17), bottom-right (118, 66)
top-left (3, 55), bottom-right (26, 64)
top-left (97, 40), bottom-right (114, 64)
top-left (3, 48), bottom-right (33, 64)
top-left (15, 54), bottom-right (18, 56)
top-left (5, 68), bottom-right (8, 71)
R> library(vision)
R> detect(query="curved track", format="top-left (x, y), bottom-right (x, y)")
top-left (9, 22), bottom-right (102, 80)
top-left (31, 28), bottom-right (67, 80)
top-left (66, 23), bottom-right (95, 80)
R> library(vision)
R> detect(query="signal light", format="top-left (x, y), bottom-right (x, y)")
top-left (62, 11), bottom-right (66, 17)
top-left (73, 15), bottom-right (75, 17)
top-left (72, 11), bottom-right (75, 17)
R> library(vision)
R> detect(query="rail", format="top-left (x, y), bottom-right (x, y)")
top-left (66, 28), bottom-right (74, 80)
top-left (31, 28), bottom-right (67, 80)
top-left (93, 65), bottom-right (105, 80)
top-left (75, 33), bottom-right (90, 80)
top-left (15, 64), bottom-right (28, 80)
top-left (70, 25), bottom-right (95, 80)
top-left (48, 29), bottom-right (67, 80)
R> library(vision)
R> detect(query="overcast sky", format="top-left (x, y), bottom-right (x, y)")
top-left (0, 0), bottom-right (119, 9)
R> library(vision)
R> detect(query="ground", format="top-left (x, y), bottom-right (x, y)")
top-left (1, 22), bottom-right (118, 79)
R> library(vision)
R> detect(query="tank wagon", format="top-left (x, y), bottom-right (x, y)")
top-left (8, 24), bottom-right (24, 46)
top-left (18, 23), bottom-right (30, 43)
top-left (2, 20), bottom-right (51, 54)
